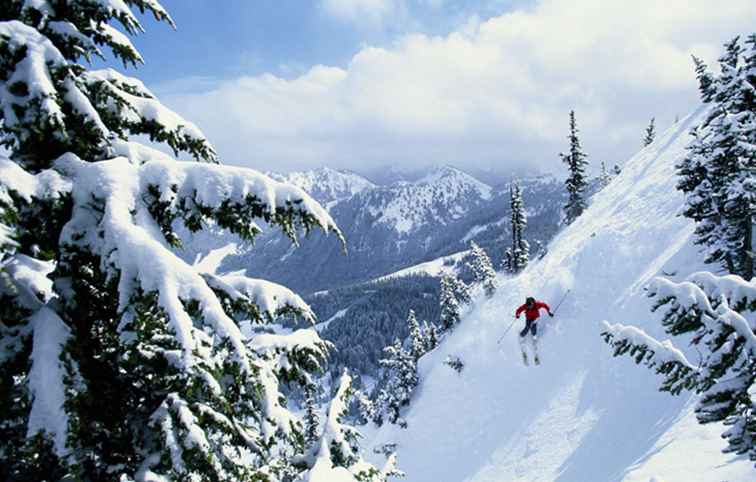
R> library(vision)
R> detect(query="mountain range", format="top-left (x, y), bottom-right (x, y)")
top-left (222, 165), bottom-right (566, 293)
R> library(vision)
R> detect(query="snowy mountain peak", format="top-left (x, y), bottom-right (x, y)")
top-left (363, 166), bottom-right (494, 235)
top-left (269, 167), bottom-right (375, 206)
top-left (415, 165), bottom-right (492, 199)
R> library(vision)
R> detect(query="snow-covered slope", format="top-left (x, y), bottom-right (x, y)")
top-left (367, 108), bottom-right (754, 482)
top-left (375, 250), bottom-right (469, 281)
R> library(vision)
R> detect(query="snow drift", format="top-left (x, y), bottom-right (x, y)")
top-left (368, 107), bottom-right (754, 482)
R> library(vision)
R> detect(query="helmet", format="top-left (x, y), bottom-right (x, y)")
top-left (526, 297), bottom-right (535, 305)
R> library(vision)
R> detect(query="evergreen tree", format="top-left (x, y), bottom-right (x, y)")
top-left (561, 110), bottom-right (589, 225)
top-left (503, 181), bottom-right (529, 274)
top-left (439, 273), bottom-right (470, 331)
top-left (643, 117), bottom-right (656, 147)
top-left (677, 35), bottom-right (756, 280)
top-left (0, 3), bottom-right (348, 479)
top-left (374, 338), bottom-right (418, 426)
top-left (406, 309), bottom-right (425, 361)
top-left (304, 383), bottom-right (320, 447)
top-left (467, 241), bottom-right (497, 297)
top-left (693, 54), bottom-right (716, 102)
top-left (421, 319), bottom-right (439, 352)
top-left (598, 161), bottom-right (612, 189)
top-left (302, 371), bottom-right (401, 481)
top-left (602, 272), bottom-right (756, 463)
top-left (439, 275), bottom-right (461, 331)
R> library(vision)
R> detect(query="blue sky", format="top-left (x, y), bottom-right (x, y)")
top-left (120, 1), bottom-right (756, 175)
top-left (131, 1), bottom-right (518, 85)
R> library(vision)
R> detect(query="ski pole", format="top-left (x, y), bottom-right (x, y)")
top-left (551, 289), bottom-right (571, 316)
top-left (497, 316), bottom-right (517, 344)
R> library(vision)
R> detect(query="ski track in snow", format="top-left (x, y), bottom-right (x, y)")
top-left (464, 371), bottom-right (600, 482)
top-left (366, 106), bottom-right (755, 482)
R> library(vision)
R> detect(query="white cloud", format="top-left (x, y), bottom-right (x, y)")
top-left (319, 0), bottom-right (404, 28)
top-left (159, 0), bottom-right (756, 175)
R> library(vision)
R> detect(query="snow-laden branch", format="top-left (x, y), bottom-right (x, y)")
top-left (81, 69), bottom-right (215, 161)
top-left (56, 153), bottom-right (340, 373)
top-left (26, 307), bottom-right (72, 456)
top-left (0, 21), bottom-right (215, 166)
top-left (601, 321), bottom-right (698, 369)
top-left (0, 21), bottom-right (68, 131)
top-left (601, 321), bottom-right (699, 395)
top-left (603, 269), bottom-right (756, 462)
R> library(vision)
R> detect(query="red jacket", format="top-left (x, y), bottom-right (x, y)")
top-left (516, 301), bottom-right (551, 321)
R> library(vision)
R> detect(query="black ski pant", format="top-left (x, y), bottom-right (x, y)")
top-left (519, 318), bottom-right (537, 338)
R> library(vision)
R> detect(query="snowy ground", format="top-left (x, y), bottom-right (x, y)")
top-left (376, 250), bottom-right (469, 281)
top-left (365, 107), bottom-right (755, 482)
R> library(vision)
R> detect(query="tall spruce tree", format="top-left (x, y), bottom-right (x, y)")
top-left (0, 3), bottom-right (378, 480)
top-left (503, 181), bottom-right (529, 274)
top-left (677, 35), bottom-right (756, 280)
top-left (467, 241), bottom-right (497, 297)
top-left (602, 272), bottom-right (756, 464)
top-left (643, 117), bottom-right (656, 147)
top-left (561, 110), bottom-right (589, 225)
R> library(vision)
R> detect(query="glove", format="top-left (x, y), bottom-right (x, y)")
top-left (548, 312), bottom-right (554, 317)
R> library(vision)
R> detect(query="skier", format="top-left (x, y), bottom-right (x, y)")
top-left (515, 296), bottom-right (553, 365)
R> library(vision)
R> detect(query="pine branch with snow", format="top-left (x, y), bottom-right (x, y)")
top-left (602, 272), bottom-right (756, 463)
top-left (0, 3), bottom-right (348, 480)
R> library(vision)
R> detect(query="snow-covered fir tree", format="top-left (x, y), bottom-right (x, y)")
top-left (467, 241), bottom-right (497, 297)
top-left (304, 383), bottom-right (321, 448)
top-left (561, 110), bottom-right (589, 225)
top-left (503, 181), bottom-right (529, 274)
top-left (677, 35), bottom-right (756, 280)
top-left (406, 309), bottom-right (425, 361)
top-left (643, 117), bottom-right (656, 147)
top-left (0, 2), bottom-right (380, 480)
top-left (373, 338), bottom-right (418, 426)
top-left (439, 273), bottom-right (470, 331)
top-left (302, 371), bottom-right (402, 481)
top-left (693, 54), bottom-right (716, 102)
top-left (602, 272), bottom-right (756, 463)
top-left (598, 161), bottom-right (612, 189)
top-left (421, 319), bottom-right (439, 352)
